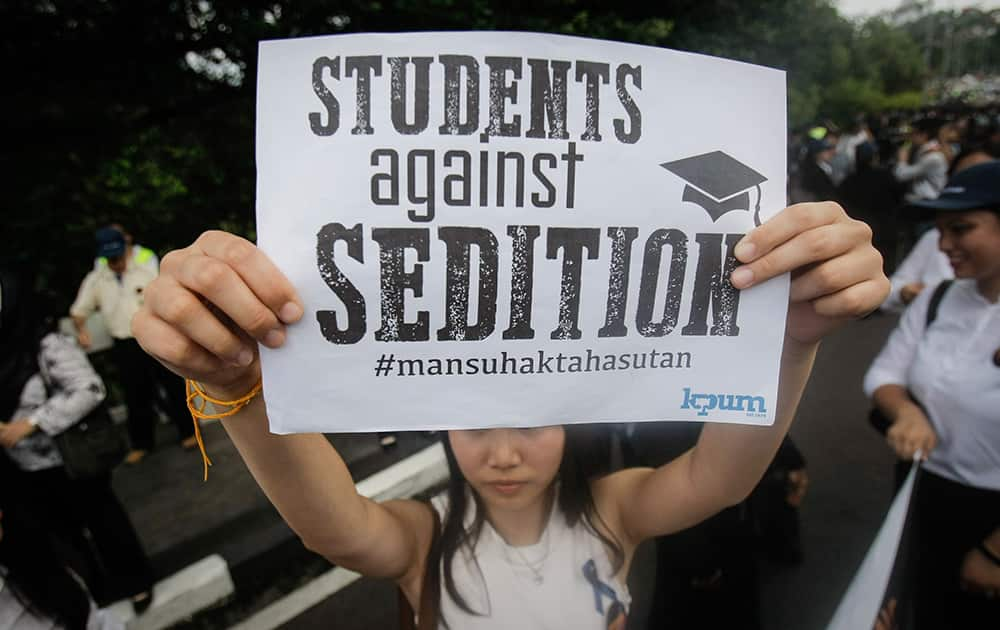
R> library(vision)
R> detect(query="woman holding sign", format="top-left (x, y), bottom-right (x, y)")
top-left (865, 160), bottom-right (1000, 627)
top-left (132, 200), bottom-right (886, 629)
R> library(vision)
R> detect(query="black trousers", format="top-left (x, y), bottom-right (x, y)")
top-left (905, 469), bottom-right (1000, 630)
top-left (9, 465), bottom-right (154, 605)
top-left (111, 337), bottom-right (193, 451)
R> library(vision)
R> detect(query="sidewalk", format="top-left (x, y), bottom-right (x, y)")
top-left (108, 418), bottom-right (443, 629)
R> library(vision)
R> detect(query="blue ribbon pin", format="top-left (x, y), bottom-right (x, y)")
top-left (582, 558), bottom-right (619, 615)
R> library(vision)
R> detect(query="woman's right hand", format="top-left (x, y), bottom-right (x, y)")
top-left (131, 231), bottom-right (304, 398)
top-left (886, 404), bottom-right (938, 461)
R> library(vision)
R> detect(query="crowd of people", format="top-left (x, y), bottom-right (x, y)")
top-left (2, 104), bottom-right (999, 629)
top-left (790, 105), bottom-right (1000, 276)
top-left (791, 106), bottom-right (1000, 627)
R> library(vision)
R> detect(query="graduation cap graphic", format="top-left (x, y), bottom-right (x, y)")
top-left (660, 151), bottom-right (768, 226)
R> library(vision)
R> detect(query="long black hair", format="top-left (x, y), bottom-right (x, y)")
top-left (0, 270), bottom-right (42, 424)
top-left (0, 454), bottom-right (91, 630)
top-left (428, 424), bottom-right (624, 627)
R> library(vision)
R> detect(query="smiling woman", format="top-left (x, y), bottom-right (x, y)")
top-left (936, 210), bottom-right (1000, 293)
top-left (865, 160), bottom-right (1000, 627)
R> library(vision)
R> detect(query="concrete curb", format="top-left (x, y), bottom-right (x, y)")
top-left (107, 554), bottom-right (235, 630)
top-left (112, 441), bottom-right (447, 629)
top-left (230, 442), bottom-right (448, 630)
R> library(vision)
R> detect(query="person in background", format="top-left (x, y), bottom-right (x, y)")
top-left (879, 150), bottom-right (996, 312)
top-left (0, 270), bottom-right (154, 613)
top-left (864, 161), bottom-right (1000, 627)
top-left (92, 224), bottom-right (158, 272)
top-left (879, 227), bottom-right (952, 314)
top-left (837, 142), bottom-right (906, 272)
top-left (798, 138), bottom-right (838, 202)
top-left (893, 118), bottom-right (949, 204)
top-left (0, 480), bottom-right (125, 630)
top-left (70, 226), bottom-right (196, 464)
top-left (623, 423), bottom-right (806, 630)
top-left (830, 116), bottom-right (871, 185)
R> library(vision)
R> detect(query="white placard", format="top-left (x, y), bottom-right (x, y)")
top-left (826, 460), bottom-right (920, 630)
top-left (255, 31), bottom-right (788, 433)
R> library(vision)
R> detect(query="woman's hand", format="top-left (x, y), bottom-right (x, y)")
top-left (886, 405), bottom-right (937, 461)
top-left (0, 419), bottom-right (36, 447)
top-left (961, 543), bottom-right (1000, 598)
top-left (900, 282), bottom-right (925, 305)
top-left (729, 202), bottom-right (889, 348)
top-left (131, 231), bottom-right (304, 398)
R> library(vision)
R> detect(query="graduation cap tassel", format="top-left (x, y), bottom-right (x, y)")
top-left (753, 183), bottom-right (763, 227)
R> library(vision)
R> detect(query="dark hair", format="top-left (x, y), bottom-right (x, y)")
top-left (911, 117), bottom-right (944, 137)
top-left (430, 426), bottom-right (624, 627)
top-left (854, 142), bottom-right (877, 171)
top-left (0, 463), bottom-right (91, 630)
top-left (0, 271), bottom-right (46, 423)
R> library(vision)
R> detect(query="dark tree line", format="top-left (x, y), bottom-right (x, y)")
top-left (2, 1), bottom-right (933, 301)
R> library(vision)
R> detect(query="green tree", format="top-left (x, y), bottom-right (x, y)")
top-left (1, 0), bottom-right (931, 298)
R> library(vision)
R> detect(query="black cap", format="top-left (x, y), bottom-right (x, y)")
top-left (95, 226), bottom-right (126, 259)
top-left (660, 151), bottom-right (768, 224)
top-left (910, 160), bottom-right (1000, 212)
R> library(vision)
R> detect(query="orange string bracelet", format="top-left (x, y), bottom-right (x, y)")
top-left (185, 379), bottom-right (263, 481)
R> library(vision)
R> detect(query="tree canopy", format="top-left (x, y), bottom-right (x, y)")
top-left (1, 0), bottom-right (957, 298)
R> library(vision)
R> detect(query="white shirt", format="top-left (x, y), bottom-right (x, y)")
top-left (432, 492), bottom-right (630, 629)
top-left (881, 229), bottom-right (953, 313)
top-left (5, 333), bottom-right (107, 472)
top-left (893, 141), bottom-right (949, 203)
top-left (864, 279), bottom-right (1000, 490)
top-left (70, 253), bottom-right (158, 340)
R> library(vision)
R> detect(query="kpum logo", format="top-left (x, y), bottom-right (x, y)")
top-left (661, 151), bottom-right (768, 227)
top-left (680, 387), bottom-right (767, 417)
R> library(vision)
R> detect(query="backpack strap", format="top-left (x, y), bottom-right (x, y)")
top-left (924, 280), bottom-right (953, 328)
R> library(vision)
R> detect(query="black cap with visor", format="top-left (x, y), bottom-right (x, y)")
top-left (909, 160), bottom-right (1000, 213)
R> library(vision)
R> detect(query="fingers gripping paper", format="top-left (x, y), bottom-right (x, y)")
top-left (255, 32), bottom-right (788, 433)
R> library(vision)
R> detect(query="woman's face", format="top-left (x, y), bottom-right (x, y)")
top-left (448, 427), bottom-right (565, 511)
top-left (936, 210), bottom-right (1000, 281)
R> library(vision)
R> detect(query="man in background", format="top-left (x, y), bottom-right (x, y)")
top-left (71, 226), bottom-right (196, 464)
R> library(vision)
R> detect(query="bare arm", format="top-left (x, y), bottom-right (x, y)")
top-left (602, 202), bottom-right (889, 544)
top-left (216, 396), bottom-right (432, 580)
top-left (874, 384), bottom-right (937, 461)
top-left (132, 231), bottom-right (432, 583)
top-left (600, 338), bottom-right (816, 541)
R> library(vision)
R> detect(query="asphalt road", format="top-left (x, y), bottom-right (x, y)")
top-left (279, 313), bottom-right (901, 630)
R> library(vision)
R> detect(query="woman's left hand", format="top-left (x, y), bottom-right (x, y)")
top-left (729, 202), bottom-right (889, 347)
top-left (0, 419), bottom-right (36, 447)
top-left (961, 544), bottom-right (1000, 597)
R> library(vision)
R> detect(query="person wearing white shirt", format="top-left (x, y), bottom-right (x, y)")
top-left (893, 118), bottom-right (950, 204)
top-left (70, 227), bottom-right (196, 464)
top-left (865, 160), bottom-right (1000, 626)
top-left (880, 228), bottom-right (953, 313)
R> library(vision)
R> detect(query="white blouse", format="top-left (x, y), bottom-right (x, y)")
top-left (865, 279), bottom-right (1000, 490)
top-left (881, 229), bottom-right (953, 314)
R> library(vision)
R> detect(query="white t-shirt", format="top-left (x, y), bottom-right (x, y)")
top-left (431, 491), bottom-right (630, 629)
top-left (881, 229), bottom-right (953, 314)
top-left (865, 279), bottom-right (1000, 490)
top-left (70, 256), bottom-right (158, 340)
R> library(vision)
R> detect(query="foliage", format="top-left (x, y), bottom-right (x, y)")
top-left (1, 0), bottom-right (936, 298)
top-left (901, 7), bottom-right (1000, 78)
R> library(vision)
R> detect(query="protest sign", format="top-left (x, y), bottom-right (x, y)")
top-left (827, 460), bottom-right (920, 630)
top-left (255, 32), bottom-right (788, 433)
